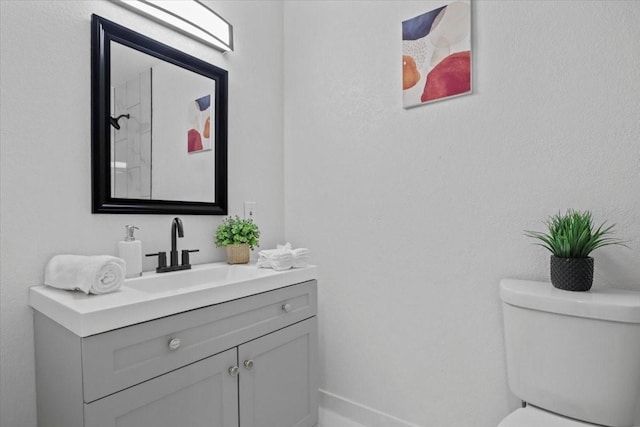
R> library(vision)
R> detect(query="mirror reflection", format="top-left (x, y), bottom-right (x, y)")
top-left (110, 42), bottom-right (216, 203)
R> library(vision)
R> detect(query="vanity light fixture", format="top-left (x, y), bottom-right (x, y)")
top-left (111, 0), bottom-right (233, 52)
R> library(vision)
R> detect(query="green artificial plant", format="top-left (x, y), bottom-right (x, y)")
top-left (215, 216), bottom-right (260, 250)
top-left (525, 209), bottom-right (626, 258)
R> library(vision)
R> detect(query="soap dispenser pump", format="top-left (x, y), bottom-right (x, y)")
top-left (119, 225), bottom-right (142, 278)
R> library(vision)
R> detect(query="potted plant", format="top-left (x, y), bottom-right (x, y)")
top-left (215, 216), bottom-right (260, 264)
top-left (525, 209), bottom-right (626, 291)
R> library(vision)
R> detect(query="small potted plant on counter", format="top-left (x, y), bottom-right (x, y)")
top-left (525, 209), bottom-right (627, 291)
top-left (215, 216), bottom-right (260, 264)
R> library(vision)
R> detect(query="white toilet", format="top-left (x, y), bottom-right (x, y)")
top-left (499, 279), bottom-right (640, 427)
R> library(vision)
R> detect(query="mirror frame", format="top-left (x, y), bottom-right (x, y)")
top-left (91, 14), bottom-right (228, 215)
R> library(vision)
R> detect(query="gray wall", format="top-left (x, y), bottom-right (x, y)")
top-left (284, 1), bottom-right (640, 426)
top-left (0, 1), bottom-right (284, 425)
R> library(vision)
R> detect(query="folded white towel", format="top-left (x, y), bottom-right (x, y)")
top-left (290, 246), bottom-right (309, 268)
top-left (257, 243), bottom-right (309, 271)
top-left (44, 255), bottom-right (126, 295)
top-left (257, 247), bottom-right (293, 271)
top-left (292, 248), bottom-right (310, 268)
top-left (258, 248), bottom-right (293, 260)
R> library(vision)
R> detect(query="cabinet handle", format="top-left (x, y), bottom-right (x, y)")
top-left (228, 366), bottom-right (239, 377)
top-left (243, 359), bottom-right (254, 370)
top-left (168, 338), bottom-right (181, 351)
top-left (281, 303), bottom-right (292, 313)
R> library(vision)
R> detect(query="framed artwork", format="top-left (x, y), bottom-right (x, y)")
top-left (188, 94), bottom-right (213, 153)
top-left (402, 1), bottom-right (471, 108)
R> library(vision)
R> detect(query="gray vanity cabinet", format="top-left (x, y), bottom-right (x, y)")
top-left (239, 317), bottom-right (318, 427)
top-left (33, 280), bottom-right (318, 427)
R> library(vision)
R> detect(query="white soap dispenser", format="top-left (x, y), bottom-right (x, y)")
top-left (119, 225), bottom-right (142, 278)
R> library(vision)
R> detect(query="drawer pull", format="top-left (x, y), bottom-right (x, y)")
top-left (243, 359), bottom-right (254, 370)
top-left (282, 303), bottom-right (292, 313)
top-left (228, 366), bottom-right (239, 377)
top-left (168, 338), bottom-right (181, 351)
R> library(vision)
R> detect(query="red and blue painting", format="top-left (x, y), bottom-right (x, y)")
top-left (402, 1), bottom-right (471, 108)
top-left (188, 94), bottom-right (213, 153)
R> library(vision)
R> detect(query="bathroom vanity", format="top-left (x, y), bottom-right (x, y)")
top-left (29, 263), bottom-right (318, 427)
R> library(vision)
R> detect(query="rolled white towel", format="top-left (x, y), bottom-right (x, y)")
top-left (44, 255), bottom-right (126, 295)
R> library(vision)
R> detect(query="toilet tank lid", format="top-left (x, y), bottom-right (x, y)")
top-left (500, 279), bottom-right (640, 323)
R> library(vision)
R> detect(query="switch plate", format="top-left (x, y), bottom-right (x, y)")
top-left (244, 201), bottom-right (257, 221)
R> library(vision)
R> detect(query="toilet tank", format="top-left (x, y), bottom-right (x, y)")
top-left (500, 279), bottom-right (640, 427)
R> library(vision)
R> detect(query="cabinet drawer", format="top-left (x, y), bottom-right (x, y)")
top-left (82, 280), bottom-right (316, 402)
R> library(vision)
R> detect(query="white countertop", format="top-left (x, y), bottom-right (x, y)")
top-left (29, 262), bottom-right (318, 337)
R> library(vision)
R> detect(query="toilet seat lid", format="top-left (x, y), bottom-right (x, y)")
top-left (498, 406), bottom-right (597, 427)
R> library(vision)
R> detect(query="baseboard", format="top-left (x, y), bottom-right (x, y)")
top-left (319, 389), bottom-right (423, 427)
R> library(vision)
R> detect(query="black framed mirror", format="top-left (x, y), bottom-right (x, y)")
top-left (91, 14), bottom-right (228, 214)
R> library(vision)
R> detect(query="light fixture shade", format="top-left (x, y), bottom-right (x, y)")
top-left (112, 0), bottom-right (233, 52)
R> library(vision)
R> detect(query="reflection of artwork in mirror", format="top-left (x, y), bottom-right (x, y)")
top-left (188, 95), bottom-right (213, 153)
top-left (92, 15), bottom-right (228, 215)
top-left (110, 42), bottom-right (216, 203)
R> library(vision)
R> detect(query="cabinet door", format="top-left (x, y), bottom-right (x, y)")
top-left (85, 348), bottom-right (239, 427)
top-left (239, 317), bottom-right (318, 427)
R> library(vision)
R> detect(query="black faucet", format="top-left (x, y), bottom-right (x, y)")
top-left (146, 217), bottom-right (199, 273)
top-left (170, 217), bottom-right (184, 267)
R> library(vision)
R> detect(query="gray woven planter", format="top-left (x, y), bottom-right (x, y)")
top-left (550, 256), bottom-right (594, 292)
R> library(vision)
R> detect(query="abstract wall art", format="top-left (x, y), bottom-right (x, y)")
top-left (188, 94), bottom-right (213, 153)
top-left (402, 1), bottom-right (471, 108)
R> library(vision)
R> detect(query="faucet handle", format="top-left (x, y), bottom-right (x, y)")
top-left (146, 251), bottom-right (167, 271)
top-left (181, 249), bottom-right (199, 267)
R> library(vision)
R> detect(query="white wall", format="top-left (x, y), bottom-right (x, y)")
top-left (2, 1), bottom-right (639, 426)
top-left (0, 1), bottom-right (284, 425)
top-left (284, 1), bottom-right (640, 426)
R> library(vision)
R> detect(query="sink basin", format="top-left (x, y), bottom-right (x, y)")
top-left (126, 263), bottom-right (277, 293)
top-left (29, 262), bottom-right (317, 337)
